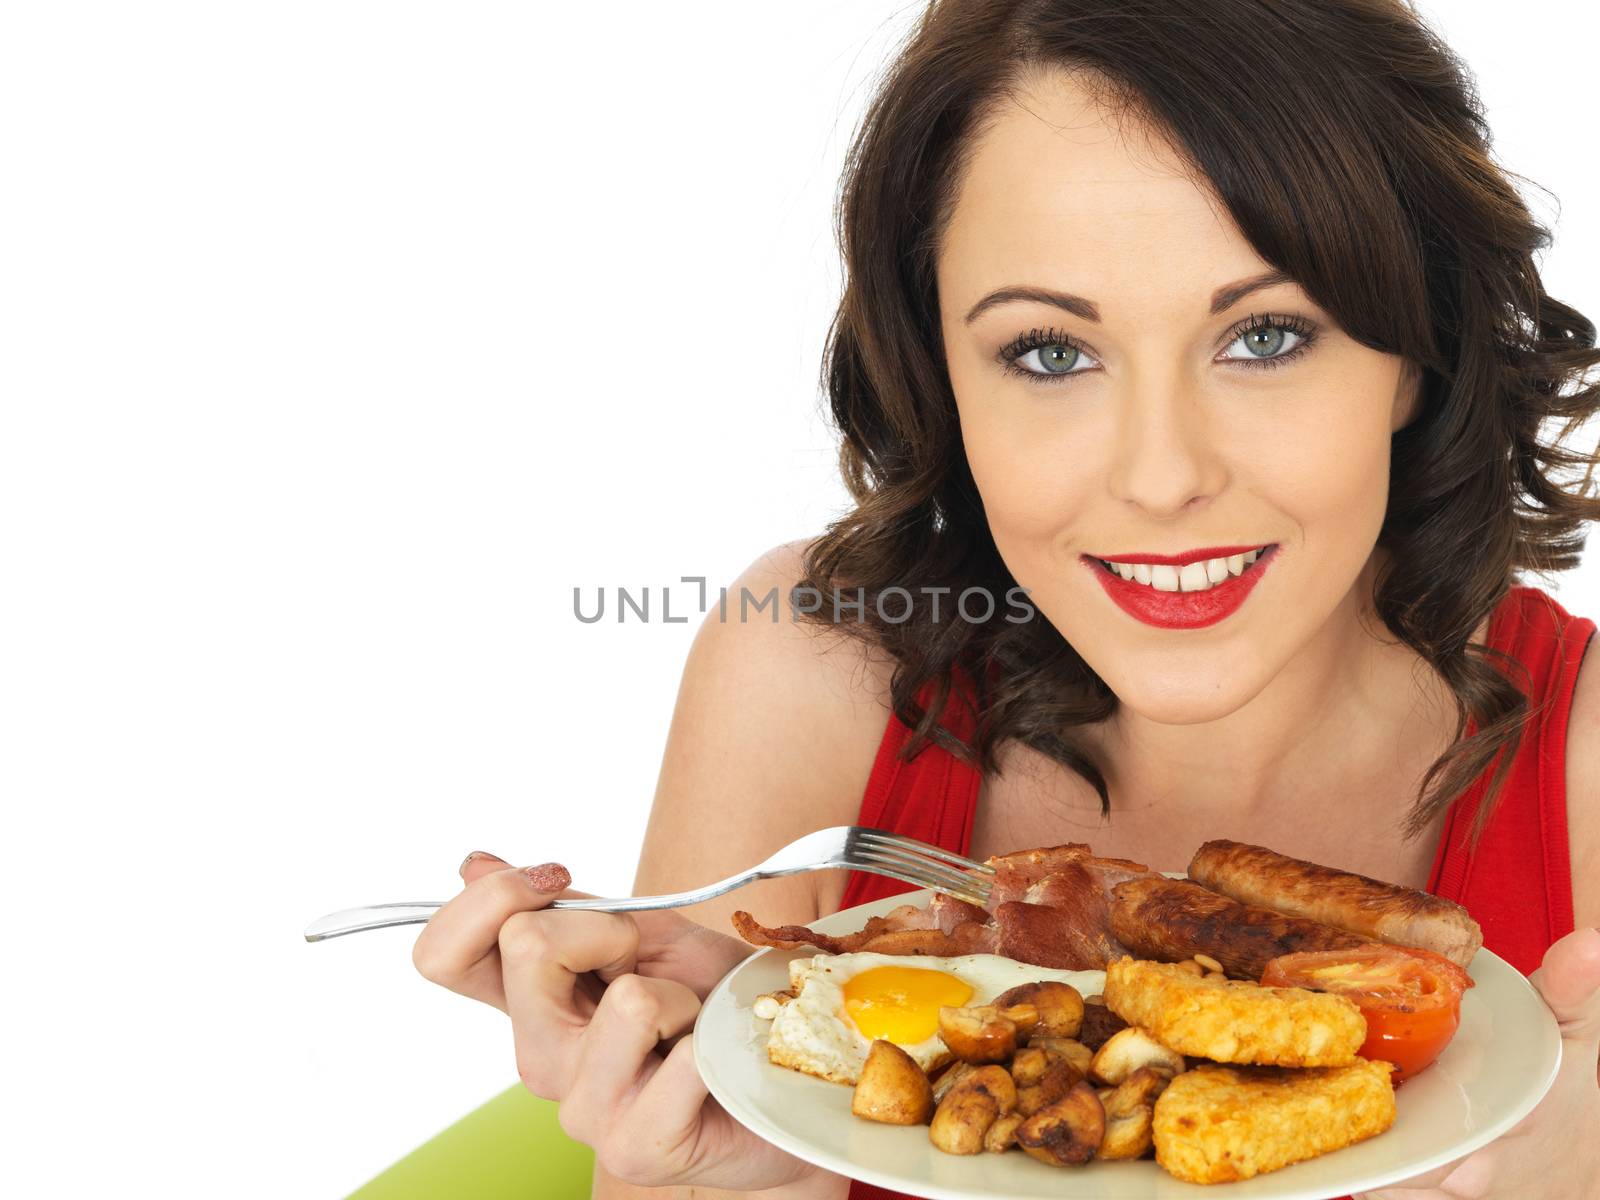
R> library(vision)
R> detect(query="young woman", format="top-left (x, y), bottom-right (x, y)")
top-left (413, 2), bottom-right (1600, 1196)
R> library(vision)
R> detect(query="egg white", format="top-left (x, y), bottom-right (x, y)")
top-left (761, 951), bottom-right (1107, 1085)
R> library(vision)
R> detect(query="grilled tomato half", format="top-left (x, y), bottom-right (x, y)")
top-left (1260, 945), bottom-right (1473, 1082)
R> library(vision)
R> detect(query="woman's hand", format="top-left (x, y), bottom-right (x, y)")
top-left (411, 852), bottom-right (844, 1195)
top-left (1358, 926), bottom-right (1600, 1199)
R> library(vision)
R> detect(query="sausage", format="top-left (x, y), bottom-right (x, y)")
top-left (1109, 876), bottom-right (1368, 981)
top-left (1187, 840), bottom-right (1482, 968)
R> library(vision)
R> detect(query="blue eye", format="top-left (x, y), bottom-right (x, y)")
top-left (995, 313), bottom-right (1319, 385)
top-left (1220, 315), bottom-right (1316, 368)
top-left (996, 328), bottom-right (1098, 382)
top-left (1001, 336), bottom-right (1096, 379)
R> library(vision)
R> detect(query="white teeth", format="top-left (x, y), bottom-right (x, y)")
top-left (1101, 546), bottom-right (1270, 594)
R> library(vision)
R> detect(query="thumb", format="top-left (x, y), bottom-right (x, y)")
top-left (1528, 926), bottom-right (1600, 1042)
top-left (458, 850), bottom-right (573, 894)
top-left (459, 850), bottom-right (511, 885)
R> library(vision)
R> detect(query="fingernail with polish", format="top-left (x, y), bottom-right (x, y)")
top-left (459, 851), bottom-right (502, 875)
top-left (523, 862), bottom-right (571, 892)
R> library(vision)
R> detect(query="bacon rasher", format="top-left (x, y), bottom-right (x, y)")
top-left (731, 844), bottom-right (1157, 971)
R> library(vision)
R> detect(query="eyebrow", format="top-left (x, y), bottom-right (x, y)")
top-left (961, 269), bottom-right (1296, 326)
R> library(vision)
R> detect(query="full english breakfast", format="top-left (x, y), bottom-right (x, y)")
top-left (732, 838), bottom-right (1480, 1184)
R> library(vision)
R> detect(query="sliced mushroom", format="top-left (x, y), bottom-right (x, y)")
top-left (929, 1065), bottom-right (1017, 1155)
top-left (1095, 1066), bottom-right (1170, 1160)
top-left (931, 1060), bottom-right (978, 1105)
top-left (995, 1000), bottom-right (1040, 1036)
top-left (1009, 1046), bottom-right (1083, 1117)
top-left (1090, 1026), bottom-right (1185, 1085)
top-left (938, 1004), bottom-right (1021, 1064)
top-left (1027, 1037), bottom-right (1094, 1078)
top-left (992, 980), bottom-right (1085, 1040)
top-left (984, 1111), bottom-right (1025, 1153)
top-left (1015, 1080), bottom-right (1105, 1166)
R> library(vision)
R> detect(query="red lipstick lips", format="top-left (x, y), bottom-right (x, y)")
top-left (1083, 544), bottom-right (1277, 630)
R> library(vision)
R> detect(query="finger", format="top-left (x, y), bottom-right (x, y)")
top-left (1354, 1151), bottom-right (1467, 1196)
top-left (1427, 1139), bottom-right (1506, 1197)
top-left (1529, 926), bottom-right (1600, 1043)
top-left (498, 906), bottom-right (645, 1000)
top-left (595, 1031), bottom-right (713, 1186)
top-left (631, 912), bottom-right (755, 999)
top-left (553, 974), bottom-right (700, 1145)
top-left (1365, 1123), bottom-right (1530, 1199)
top-left (614, 1036), bottom-right (821, 1192)
top-left (411, 863), bottom-right (574, 1003)
top-left (458, 850), bottom-right (572, 891)
top-left (496, 907), bottom-right (647, 1090)
top-left (461, 854), bottom-right (594, 905)
top-left (459, 850), bottom-right (508, 883)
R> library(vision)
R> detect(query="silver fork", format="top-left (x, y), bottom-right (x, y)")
top-left (303, 826), bottom-right (994, 942)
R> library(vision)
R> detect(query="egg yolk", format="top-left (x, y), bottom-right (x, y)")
top-left (841, 966), bottom-right (975, 1044)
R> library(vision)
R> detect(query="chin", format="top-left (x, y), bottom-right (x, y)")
top-left (1050, 613), bottom-right (1279, 725)
top-left (1099, 667), bottom-right (1272, 726)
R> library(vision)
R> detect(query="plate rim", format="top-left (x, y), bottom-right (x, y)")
top-left (695, 887), bottom-right (1562, 1200)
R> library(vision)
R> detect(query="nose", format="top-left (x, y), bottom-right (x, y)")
top-left (1104, 367), bottom-right (1227, 519)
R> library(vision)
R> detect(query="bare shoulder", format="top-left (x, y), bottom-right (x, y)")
top-left (633, 538), bottom-right (898, 930)
top-left (1562, 623), bottom-right (1600, 930)
top-left (680, 539), bottom-right (898, 745)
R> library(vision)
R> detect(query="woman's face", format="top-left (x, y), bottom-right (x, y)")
top-left (937, 70), bottom-right (1420, 725)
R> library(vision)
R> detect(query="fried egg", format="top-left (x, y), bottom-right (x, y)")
top-left (761, 952), bottom-right (1106, 1085)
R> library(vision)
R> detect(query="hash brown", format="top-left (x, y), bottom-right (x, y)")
top-left (1152, 1060), bottom-right (1396, 1183)
top-left (1103, 957), bottom-right (1366, 1067)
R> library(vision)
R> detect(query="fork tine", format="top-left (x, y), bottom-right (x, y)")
top-left (851, 841), bottom-right (987, 887)
top-left (848, 836), bottom-right (994, 896)
top-left (854, 843), bottom-right (990, 890)
top-left (854, 828), bottom-right (996, 875)
top-left (851, 845), bottom-right (992, 903)
top-left (849, 862), bottom-right (988, 904)
top-left (856, 829), bottom-right (993, 873)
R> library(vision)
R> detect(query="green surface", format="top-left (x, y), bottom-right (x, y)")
top-left (347, 1085), bottom-right (594, 1200)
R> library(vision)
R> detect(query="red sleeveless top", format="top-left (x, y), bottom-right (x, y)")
top-left (836, 584), bottom-right (1591, 1200)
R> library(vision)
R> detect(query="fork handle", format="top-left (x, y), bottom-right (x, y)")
top-left (301, 868), bottom-right (771, 941)
top-left (545, 869), bottom-right (762, 912)
top-left (303, 902), bottom-right (446, 942)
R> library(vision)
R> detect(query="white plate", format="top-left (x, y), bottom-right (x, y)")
top-left (695, 889), bottom-right (1561, 1199)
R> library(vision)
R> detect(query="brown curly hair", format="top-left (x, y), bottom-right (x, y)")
top-left (800, 0), bottom-right (1600, 841)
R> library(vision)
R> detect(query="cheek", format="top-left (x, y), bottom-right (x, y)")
top-left (966, 427), bottom-right (1096, 582)
top-left (956, 391), bottom-right (1099, 548)
top-left (1242, 395), bottom-right (1393, 546)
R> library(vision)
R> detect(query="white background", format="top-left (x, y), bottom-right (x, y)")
top-left (2, 2), bottom-right (1596, 1196)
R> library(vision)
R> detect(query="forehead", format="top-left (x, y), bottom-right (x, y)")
top-left (939, 71), bottom-right (1266, 316)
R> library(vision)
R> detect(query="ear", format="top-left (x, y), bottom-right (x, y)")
top-left (1391, 359), bottom-right (1424, 433)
